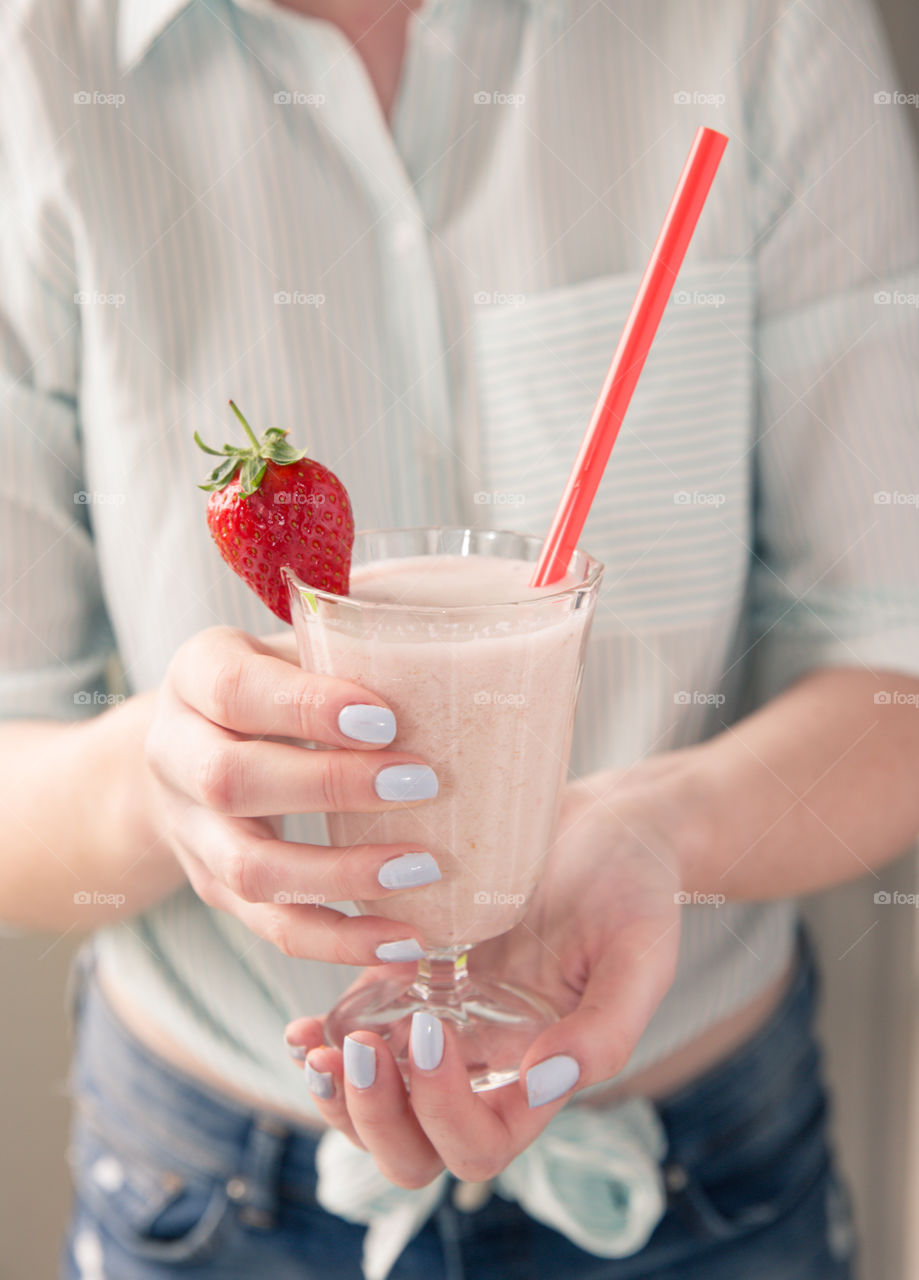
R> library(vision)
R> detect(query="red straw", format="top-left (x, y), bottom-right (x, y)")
top-left (530, 126), bottom-right (728, 586)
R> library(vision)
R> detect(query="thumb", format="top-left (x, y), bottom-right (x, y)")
top-left (518, 916), bottom-right (680, 1110)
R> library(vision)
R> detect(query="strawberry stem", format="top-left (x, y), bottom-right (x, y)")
top-left (228, 400), bottom-right (261, 452)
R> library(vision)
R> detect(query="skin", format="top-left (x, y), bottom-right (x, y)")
top-left (2, 0), bottom-right (916, 1197)
top-left (284, 667), bottom-right (919, 1186)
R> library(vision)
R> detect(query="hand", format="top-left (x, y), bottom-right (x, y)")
top-left (143, 625), bottom-right (442, 964)
top-left (285, 770), bottom-right (685, 1187)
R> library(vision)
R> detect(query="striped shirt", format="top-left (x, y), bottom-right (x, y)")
top-left (2, 0), bottom-right (919, 1120)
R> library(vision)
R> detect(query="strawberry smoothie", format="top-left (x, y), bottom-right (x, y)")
top-left (295, 552), bottom-right (597, 946)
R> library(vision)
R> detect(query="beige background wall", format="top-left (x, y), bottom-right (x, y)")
top-left (2, 3), bottom-right (918, 1278)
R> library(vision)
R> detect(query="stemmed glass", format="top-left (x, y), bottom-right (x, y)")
top-left (285, 527), bottom-right (602, 1091)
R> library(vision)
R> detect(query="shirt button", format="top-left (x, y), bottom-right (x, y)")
top-left (390, 219), bottom-right (423, 257)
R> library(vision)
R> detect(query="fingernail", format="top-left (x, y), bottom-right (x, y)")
top-left (411, 1011), bottom-right (444, 1071)
top-left (343, 1036), bottom-right (376, 1090)
top-left (285, 1039), bottom-right (307, 1062)
top-left (374, 764), bottom-right (438, 802)
top-left (306, 1060), bottom-right (334, 1100)
top-left (378, 852), bottom-right (441, 890)
top-left (526, 1055), bottom-right (580, 1108)
top-left (338, 704), bottom-right (396, 745)
top-left (375, 938), bottom-right (426, 963)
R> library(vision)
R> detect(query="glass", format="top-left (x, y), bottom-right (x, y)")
top-left (285, 528), bottom-right (602, 1091)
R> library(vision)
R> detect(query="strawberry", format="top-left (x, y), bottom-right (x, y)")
top-left (195, 401), bottom-right (354, 623)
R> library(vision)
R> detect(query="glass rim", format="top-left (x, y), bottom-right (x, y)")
top-left (282, 525), bottom-right (604, 615)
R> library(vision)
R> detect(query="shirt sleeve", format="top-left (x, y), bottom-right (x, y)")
top-left (0, 49), bottom-right (116, 721)
top-left (743, 0), bottom-right (919, 704)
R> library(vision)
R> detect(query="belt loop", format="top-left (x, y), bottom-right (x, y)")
top-left (228, 1113), bottom-right (291, 1230)
top-left (434, 1194), bottom-right (466, 1280)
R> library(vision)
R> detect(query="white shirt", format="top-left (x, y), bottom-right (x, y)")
top-left (1, 0), bottom-right (918, 1118)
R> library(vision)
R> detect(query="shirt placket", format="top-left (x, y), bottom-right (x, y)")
top-left (295, 18), bottom-right (460, 529)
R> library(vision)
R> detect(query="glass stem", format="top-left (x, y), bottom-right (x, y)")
top-left (411, 946), bottom-right (473, 1003)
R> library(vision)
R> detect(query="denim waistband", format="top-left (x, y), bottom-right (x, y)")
top-left (67, 944), bottom-right (324, 1211)
top-left (657, 924), bottom-right (819, 1163)
top-left (67, 925), bottom-right (818, 1213)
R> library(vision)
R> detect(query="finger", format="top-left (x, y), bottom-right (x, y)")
top-left (303, 1042), bottom-right (367, 1150)
top-left (172, 625), bottom-right (398, 748)
top-left (282, 1016), bottom-right (326, 1066)
top-left (340, 1032), bottom-right (444, 1188)
top-left (174, 805), bottom-right (442, 906)
top-left (151, 703), bottom-right (438, 816)
top-left (519, 915), bottom-right (679, 1110)
top-left (405, 1014), bottom-right (527, 1182)
top-left (179, 845), bottom-right (430, 966)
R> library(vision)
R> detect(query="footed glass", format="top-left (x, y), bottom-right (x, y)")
top-left (285, 528), bottom-right (602, 1091)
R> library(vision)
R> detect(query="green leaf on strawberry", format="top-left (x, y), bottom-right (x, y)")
top-left (195, 400), bottom-right (354, 623)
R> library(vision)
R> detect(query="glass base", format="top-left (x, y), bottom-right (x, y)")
top-left (323, 949), bottom-right (558, 1092)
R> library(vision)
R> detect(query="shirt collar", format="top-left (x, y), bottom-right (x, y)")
top-left (117, 0), bottom-right (193, 73)
top-left (117, 0), bottom-right (275, 73)
top-left (117, 0), bottom-right (566, 74)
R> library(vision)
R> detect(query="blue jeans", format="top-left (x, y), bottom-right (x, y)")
top-left (60, 930), bottom-right (856, 1279)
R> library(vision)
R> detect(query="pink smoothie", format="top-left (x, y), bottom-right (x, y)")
top-left (309, 554), bottom-right (592, 947)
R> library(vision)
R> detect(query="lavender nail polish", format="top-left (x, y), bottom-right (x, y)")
top-left (343, 1036), bottom-right (376, 1090)
top-left (306, 1061), bottom-right (334, 1100)
top-left (374, 764), bottom-right (438, 802)
top-left (375, 938), bottom-right (426, 963)
top-left (411, 1011), bottom-right (444, 1071)
top-left (526, 1055), bottom-right (580, 1108)
top-left (378, 852), bottom-right (441, 890)
top-left (338, 704), bottom-right (396, 744)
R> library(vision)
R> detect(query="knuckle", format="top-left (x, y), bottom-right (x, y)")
top-left (263, 908), bottom-right (299, 959)
top-left (207, 655), bottom-right (248, 725)
top-left (317, 751), bottom-right (353, 812)
top-left (221, 843), bottom-right (265, 903)
top-left (187, 864), bottom-right (222, 910)
top-left (143, 719), bottom-right (167, 776)
top-left (197, 744), bottom-right (245, 813)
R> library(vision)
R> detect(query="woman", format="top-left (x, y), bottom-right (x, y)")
top-left (1, 0), bottom-right (918, 1276)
